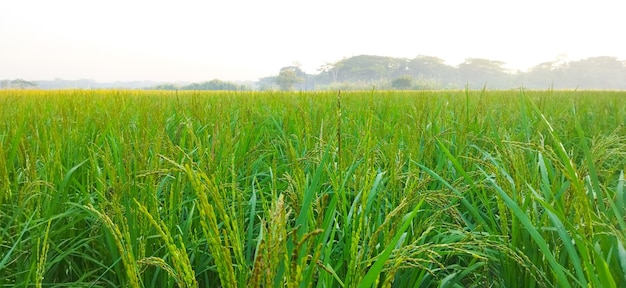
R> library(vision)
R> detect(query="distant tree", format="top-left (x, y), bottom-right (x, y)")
top-left (257, 76), bottom-right (278, 90)
top-left (331, 55), bottom-right (402, 82)
top-left (524, 60), bottom-right (564, 89)
top-left (256, 54), bottom-right (626, 90)
top-left (10, 79), bottom-right (38, 89)
top-left (1, 80), bottom-right (8, 89)
top-left (407, 56), bottom-right (455, 79)
top-left (275, 66), bottom-right (304, 91)
top-left (391, 75), bottom-right (413, 90)
top-left (152, 84), bottom-right (179, 90)
top-left (193, 79), bottom-right (243, 90)
top-left (522, 56), bottom-right (626, 89)
top-left (564, 56), bottom-right (626, 89)
top-left (153, 79), bottom-right (244, 90)
top-left (309, 55), bottom-right (456, 89)
top-left (458, 58), bottom-right (510, 88)
top-left (318, 62), bottom-right (342, 84)
top-left (148, 80), bottom-right (245, 90)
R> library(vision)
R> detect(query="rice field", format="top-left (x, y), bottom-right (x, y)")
top-left (0, 89), bottom-right (625, 287)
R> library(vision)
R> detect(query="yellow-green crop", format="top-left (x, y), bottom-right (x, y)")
top-left (0, 89), bottom-right (624, 287)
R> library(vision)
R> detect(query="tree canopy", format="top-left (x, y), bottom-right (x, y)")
top-left (149, 79), bottom-right (246, 91)
top-left (275, 66), bottom-right (305, 91)
top-left (268, 54), bottom-right (626, 90)
top-left (0, 79), bottom-right (38, 89)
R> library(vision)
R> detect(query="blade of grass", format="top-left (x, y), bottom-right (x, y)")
top-left (477, 166), bottom-right (571, 288)
top-left (528, 185), bottom-right (587, 287)
top-left (411, 161), bottom-right (487, 232)
top-left (246, 177), bottom-right (258, 263)
top-left (0, 212), bottom-right (35, 270)
top-left (358, 198), bottom-right (425, 288)
top-left (573, 110), bottom-right (606, 212)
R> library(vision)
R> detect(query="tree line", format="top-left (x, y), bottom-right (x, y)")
top-left (3, 55), bottom-right (624, 90)
top-left (262, 55), bottom-right (626, 90)
top-left (0, 79), bottom-right (248, 91)
top-left (1, 79), bottom-right (38, 89)
top-left (149, 79), bottom-right (248, 91)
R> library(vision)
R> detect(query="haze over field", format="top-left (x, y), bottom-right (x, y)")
top-left (1, 0), bottom-right (625, 82)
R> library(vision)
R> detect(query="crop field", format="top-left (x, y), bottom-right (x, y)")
top-left (0, 89), bottom-right (625, 287)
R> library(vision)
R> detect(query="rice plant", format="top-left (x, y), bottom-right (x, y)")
top-left (0, 89), bottom-right (624, 287)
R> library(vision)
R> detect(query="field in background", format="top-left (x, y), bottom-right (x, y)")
top-left (0, 90), bottom-right (625, 287)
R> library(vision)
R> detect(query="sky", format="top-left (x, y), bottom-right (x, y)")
top-left (1, 0), bottom-right (625, 82)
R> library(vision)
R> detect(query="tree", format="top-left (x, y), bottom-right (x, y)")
top-left (406, 55), bottom-right (457, 88)
top-left (564, 56), bottom-right (626, 89)
top-left (457, 58), bottom-right (510, 88)
top-left (391, 75), bottom-right (413, 90)
top-left (190, 79), bottom-right (243, 90)
top-left (152, 84), bottom-right (179, 90)
top-left (275, 66), bottom-right (304, 91)
top-left (524, 60), bottom-right (565, 89)
top-left (257, 76), bottom-right (278, 91)
top-left (330, 55), bottom-right (403, 82)
top-left (521, 56), bottom-right (626, 89)
top-left (149, 79), bottom-right (245, 91)
top-left (318, 62), bottom-right (341, 84)
top-left (407, 56), bottom-right (454, 77)
top-left (10, 79), bottom-right (38, 89)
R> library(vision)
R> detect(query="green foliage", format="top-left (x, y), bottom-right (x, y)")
top-left (0, 89), bottom-right (625, 287)
top-left (275, 66), bottom-right (305, 91)
top-left (0, 79), bottom-right (38, 89)
top-left (311, 54), bottom-right (626, 90)
top-left (152, 83), bottom-right (179, 90)
top-left (150, 79), bottom-right (246, 91)
top-left (182, 79), bottom-right (245, 90)
top-left (391, 76), bottom-right (413, 90)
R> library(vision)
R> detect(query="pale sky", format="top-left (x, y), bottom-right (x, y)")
top-left (1, 0), bottom-right (624, 82)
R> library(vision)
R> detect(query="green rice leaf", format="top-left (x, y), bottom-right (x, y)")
top-left (478, 166), bottom-right (571, 288)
